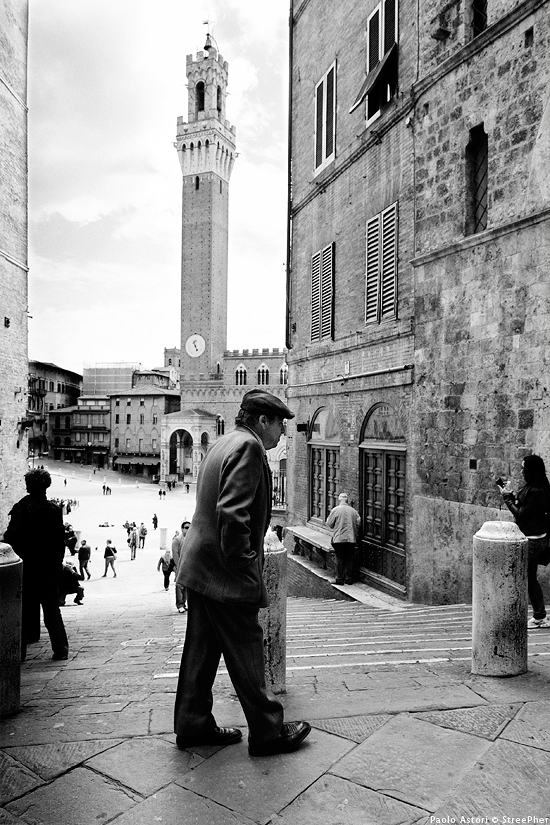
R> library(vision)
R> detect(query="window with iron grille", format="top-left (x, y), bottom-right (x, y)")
top-left (311, 242), bottom-right (335, 342)
top-left (314, 62), bottom-right (336, 173)
top-left (466, 124), bottom-right (488, 235)
top-left (365, 202), bottom-right (398, 324)
top-left (308, 408), bottom-right (340, 522)
top-left (471, 0), bottom-right (488, 38)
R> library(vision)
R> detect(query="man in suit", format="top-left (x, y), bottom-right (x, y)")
top-left (173, 389), bottom-right (311, 757)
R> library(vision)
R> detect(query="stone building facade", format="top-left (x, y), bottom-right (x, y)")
top-left (27, 360), bottom-right (82, 458)
top-left (285, 0), bottom-right (550, 602)
top-left (49, 397), bottom-right (110, 468)
top-left (0, 0), bottom-right (29, 528)
top-left (160, 38), bottom-right (290, 494)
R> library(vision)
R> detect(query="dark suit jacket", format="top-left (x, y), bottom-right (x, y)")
top-left (4, 494), bottom-right (65, 585)
top-left (177, 424), bottom-right (272, 607)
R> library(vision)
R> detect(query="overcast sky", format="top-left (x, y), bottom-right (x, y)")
top-left (27, 0), bottom-right (289, 375)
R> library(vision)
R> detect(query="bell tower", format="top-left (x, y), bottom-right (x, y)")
top-left (175, 35), bottom-right (237, 387)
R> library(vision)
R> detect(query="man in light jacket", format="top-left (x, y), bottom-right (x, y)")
top-left (326, 493), bottom-right (361, 585)
top-left (173, 389), bottom-right (311, 757)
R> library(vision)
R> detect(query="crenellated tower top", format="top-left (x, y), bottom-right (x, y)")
top-left (175, 40), bottom-right (237, 183)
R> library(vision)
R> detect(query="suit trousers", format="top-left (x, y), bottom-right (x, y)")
top-left (174, 588), bottom-right (284, 742)
top-left (22, 579), bottom-right (69, 659)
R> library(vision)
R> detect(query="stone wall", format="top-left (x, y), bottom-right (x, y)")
top-left (0, 0), bottom-right (29, 531)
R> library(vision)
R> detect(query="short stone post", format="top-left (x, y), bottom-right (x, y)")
top-left (0, 542), bottom-right (23, 717)
top-left (259, 529), bottom-right (287, 694)
top-left (472, 521), bottom-right (528, 677)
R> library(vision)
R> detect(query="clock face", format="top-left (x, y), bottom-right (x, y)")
top-left (185, 333), bottom-right (206, 357)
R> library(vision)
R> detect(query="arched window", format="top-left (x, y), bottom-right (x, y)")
top-left (279, 363), bottom-right (288, 385)
top-left (55, 415), bottom-right (60, 429)
top-left (308, 407), bottom-right (340, 522)
top-left (216, 415), bottom-right (225, 437)
top-left (257, 364), bottom-right (269, 385)
top-left (236, 365), bottom-right (247, 386)
top-left (195, 176), bottom-right (200, 190)
top-left (196, 81), bottom-right (205, 113)
top-left (217, 85), bottom-right (222, 112)
top-left (65, 415), bottom-right (71, 429)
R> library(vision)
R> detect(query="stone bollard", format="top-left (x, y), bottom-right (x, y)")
top-left (0, 542), bottom-right (23, 717)
top-left (472, 521), bottom-right (528, 677)
top-left (259, 529), bottom-right (287, 694)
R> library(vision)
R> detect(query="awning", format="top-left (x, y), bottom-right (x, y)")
top-left (349, 43), bottom-right (398, 113)
top-left (115, 456), bottom-right (160, 466)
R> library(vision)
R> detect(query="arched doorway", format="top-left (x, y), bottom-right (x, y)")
top-left (169, 429), bottom-right (193, 479)
top-left (308, 407), bottom-right (340, 523)
top-left (359, 403), bottom-right (406, 595)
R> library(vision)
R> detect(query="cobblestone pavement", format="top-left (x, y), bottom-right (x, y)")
top-left (2, 463), bottom-right (550, 823)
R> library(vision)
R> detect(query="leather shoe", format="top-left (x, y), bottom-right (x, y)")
top-left (176, 726), bottom-right (242, 749)
top-left (51, 652), bottom-right (68, 661)
top-left (248, 721), bottom-right (311, 756)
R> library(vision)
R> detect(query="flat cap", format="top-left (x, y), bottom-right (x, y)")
top-left (240, 388), bottom-right (295, 419)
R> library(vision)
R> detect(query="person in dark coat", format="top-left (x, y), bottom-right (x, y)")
top-left (173, 389), bottom-right (311, 757)
top-left (58, 561), bottom-right (85, 605)
top-left (4, 468), bottom-right (69, 661)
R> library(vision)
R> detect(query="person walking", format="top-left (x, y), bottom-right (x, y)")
top-left (152, 513), bottom-right (158, 530)
top-left (4, 468), bottom-right (69, 661)
top-left (77, 539), bottom-right (92, 580)
top-left (138, 522), bottom-right (148, 548)
top-left (102, 540), bottom-right (117, 577)
top-left (500, 454), bottom-right (550, 628)
top-left (128, 525), bottom-right (138, 560)
top-left (172, 521), bottom-right (190, 612)
top-left (157, 548), bottom-right (175, 591)
top-left (173, 388), bottom-right (311, 756)
top-left (326, 493), bottom-right (361, 585)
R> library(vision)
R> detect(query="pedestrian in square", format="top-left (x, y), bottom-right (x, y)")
top-left (102, 540), bottom-right (117, 577)
top-left (172, 521), bottom-right (190, 612)
top-left (78, 539), bottom-right (92, 580)
top-left (157, 548), bottom-right (175, 591)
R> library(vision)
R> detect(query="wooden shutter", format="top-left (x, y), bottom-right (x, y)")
top-left (380, 203), bottom-right (397, 320)
top-left (311, 250), bottom-right (321, 341)
top-left (321, 242), bottom-right (334, 339)
top-left (368, 8), bottom-right (380, 71)
top-left (325, 67), bottom-right (335, 159)
top-left (383, 0), bottom-right (396, 54)
top-left (315, 81), bottom-right (324, 169)
top-left (365, 215), bottom-right (381, 323)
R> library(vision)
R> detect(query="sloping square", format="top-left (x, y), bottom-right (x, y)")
top-left (331, 714), bottom-right (490, 812)
top-left (500, 700), bottom-right (550, 751)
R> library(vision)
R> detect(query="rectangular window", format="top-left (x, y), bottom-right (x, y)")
top-left (114, 438), bottom-right (119, 449)
top-left (115, 414), bottom-right (119, 424)
top-left (152, 414), bottom-right (158, 425)
top-left (466, 124), bottom-right (488, 235)
top-left (314, 61), bottom-right (336, 173)
top-left (139, 414), bottom-right (145, 424)
top-left (115, 398), bottom-right (120, 407)
top-left (75, 433), bottom-right (81, 442)
top-left (98, 433), bottom-right (104, 442)
top-left (310, 447), bottom-right (340, 521)
top-left (152, 438), bottom-right (158, 450)
top-left (126, 398), bottom-right (131, 406)
top-left (364, 0), bottom-right (398, 124)
top-left (125, 438), bottom-right (131, 449)
top-left (49, 381), bottom-right (54, 391)
top-left (140, 398), bottom-right (144, 407)
top-left (471, 0), bottom-right (488, 38)
top-left (311, 242), bottom-right (335, 342)
top-left (126, 414), bottom-right (131, 425)
top-left (365, 201), bottom-right (398, 324)
top-left (138, 438), bottom-right (143, 452)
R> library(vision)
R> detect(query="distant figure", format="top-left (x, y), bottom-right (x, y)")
top-left (64, 478), bottom-right (67, 487)
top-left (78, 539), bottom-right (92, 580)
top-left (102, 540), bottom-right (117, 577)
top-left (4, 469), bottom-right (69, 661)
top-left (123, 520), bottom-right (131, 536)
top-left (128, 526), bottom-right (138, 560)
top-left (138, 522), bottom-right (148, 548)
top-left (102, 484), bottom-right (106, 495)
top-left (64, 523), bottom-right (78, 556)
top-left (59, 561), bottom-right (85, 606)
top-left (172, 521), bottom-right (191, 612)
top-left (152, 513), bottom-right (158, 530)
top-left (185, 484), bottom-right (190, 494)
top-left (159, 489), bottom-right (162, 499)
top-left (326, 493), bottom-right (361, 586)
top-left (157, 548), bottom-right (175, 591)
